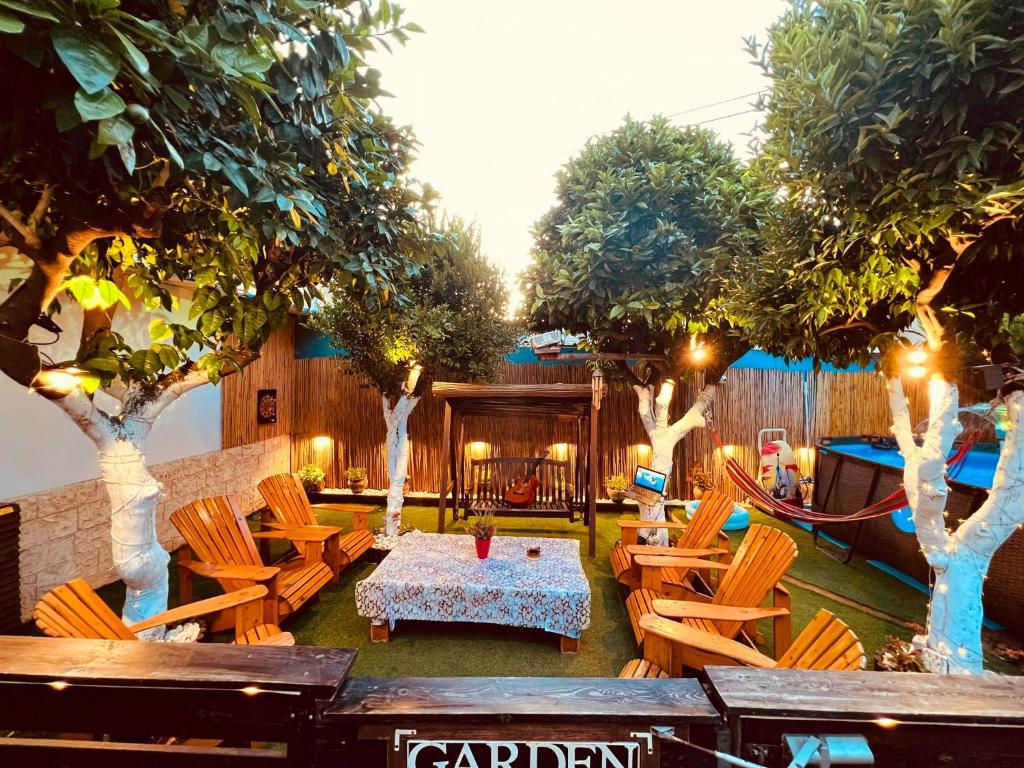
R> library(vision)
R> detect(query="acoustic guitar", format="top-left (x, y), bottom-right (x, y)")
top-left (504, 453), bottom-right (549, 508)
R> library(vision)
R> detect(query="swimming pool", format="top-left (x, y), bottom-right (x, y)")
top-left (820, 439), bottom-right (999, 489)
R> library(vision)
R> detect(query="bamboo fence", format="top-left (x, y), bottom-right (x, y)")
top-left (223, 321), bottom-right (992, 501)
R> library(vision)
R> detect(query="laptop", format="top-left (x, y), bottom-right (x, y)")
top-left (625, 466), bottom-right (668, 506)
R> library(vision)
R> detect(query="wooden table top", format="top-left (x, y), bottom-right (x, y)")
top-left (327, 676), bottom-right (720, 724)
top-left (706, 667), bottom-right (1024, 724)
top-left (0, 636), bottom-right (355, 695)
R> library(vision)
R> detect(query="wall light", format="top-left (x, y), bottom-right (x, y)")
top-left (468, 441), bottom-right (489, 459)
top-left (550, 442), bottom-right (570, 461)
top-left (689, 334), bottom-right (709, 365)
top-left (312, 435), bottom-right (333, 451)
top-left (634, 444), bottom-right (653, 461)
top-left (721, 444), bottom-right (736, 457)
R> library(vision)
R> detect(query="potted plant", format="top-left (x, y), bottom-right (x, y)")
top-left (874, 634), bottom-right (927, 672)
top-left (297, 464), bottom-right (326, 495)
top-left (346, 466), bottom-right (368, 494)
top-left (466, 511), bottom-right (497, 559)
top-left (606, 474), bottom-right (629, 503)
top-left (689, 464), bottom-right (713, 500)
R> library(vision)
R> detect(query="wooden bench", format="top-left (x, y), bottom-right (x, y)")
top-left (461, 457), bottom-right (578, 520)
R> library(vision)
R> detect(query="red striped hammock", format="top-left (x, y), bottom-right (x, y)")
top-left (710, 428), bottom-right (979, 525)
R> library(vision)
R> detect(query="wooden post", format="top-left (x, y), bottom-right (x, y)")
top-left (588, 401), bottom-right (598, 557)
top-left (437, 402), bottom-right (453, 533)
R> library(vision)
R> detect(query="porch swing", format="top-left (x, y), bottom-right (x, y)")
top-left (431, 379), bottom-right (605, 556)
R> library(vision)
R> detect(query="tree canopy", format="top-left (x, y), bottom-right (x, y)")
top-left (522, 116), bottom-right (767, 382)
top-left (0, 0), bottom-right (422, 397)
top-left (310, 215), bottom-right (520, 399)
top-left (728, 0), bottom-right (1024, 368)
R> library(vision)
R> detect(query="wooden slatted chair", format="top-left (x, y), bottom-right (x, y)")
top-left (621, 609), bottom-right (865, 678)
top-left (34, 578), bottom-right (294, 646)
top-left (171, 496), bottom-right (334, 628)
top-left (258, 473), bottom-right (375, 581)
top-left (624, 524), bottom-right (797, 662)
top-left (610, 491), bottom-right (734, 591)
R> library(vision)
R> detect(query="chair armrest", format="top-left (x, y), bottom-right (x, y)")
top-left (616, 519), bottom-right (687, 530)
top-left (179, 561), bottom-right (280, 582)
top-left (634, 555), bottom-right (731, 570)
top-left (313, 503), bottom-right (377, 515)
top-left (639, 614), bottom-right (775, 668)
top-left (127, 586), bottom-right (269, 634)
top-left (252, 526), bottom-right (340, 543)
top-left (625, 545), bottom-right (728, 558)
top-left (651, 599), bottom-right (789, 622)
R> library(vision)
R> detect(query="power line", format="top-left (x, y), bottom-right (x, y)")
top-left (664, 90), bottom-right (765, 119)
top-left (467, 92), bottom-right (765, 169)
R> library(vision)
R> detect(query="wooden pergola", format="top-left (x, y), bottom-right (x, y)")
top-left (432, 381), bottom-right (604, 556)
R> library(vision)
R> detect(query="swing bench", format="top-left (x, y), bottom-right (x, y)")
top-left (462, 456), bottom-right (577, 520)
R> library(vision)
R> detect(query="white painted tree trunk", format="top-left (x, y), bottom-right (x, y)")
top-left (97, 434), bottom-right (170, 628)
top-left (51, 372), bottom-right (211, 632)
top-left (380, 365), bottom-right (422, 538)
top-left (633, 381), bottom-right (716, 545)
top-left (889, 376), bottom-right (1024, 674)
top-left (382, 393), bottom-right (419, 537)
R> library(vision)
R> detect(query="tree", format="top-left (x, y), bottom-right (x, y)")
top-left (0, 0), bottom-right (420, 627)
top-left (522, 116), bottom-right (768, 544)
top-left (730, 0), bottom-right (1024, 673)
top-left (310, 216), bottom-right (519, 537)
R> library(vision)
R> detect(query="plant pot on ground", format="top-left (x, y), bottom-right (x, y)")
top-left (466, 511), bottom-right (496, 559)
top-left (346, 467), bottom-right (368, 494)
top-left (605, 473), bottom-right (628, 503)
top-left (689, 463), bottom-right (713, 501)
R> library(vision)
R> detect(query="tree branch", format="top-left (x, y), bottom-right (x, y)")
top-left (48, 387), bottom-right (117, 447)
top-left (886, 376), bottom-right (919, 460)
top-left (668, 384), bottom-right (716, 443)
top-left (27, 184), bottom-right (54, 231)
top-left (0, 204), bottom-right (41, 251)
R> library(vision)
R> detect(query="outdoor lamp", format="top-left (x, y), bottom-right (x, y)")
top-left (904, 347), bottom-right (929, 379)
top-left (689, 335), bottom-right (709, 364)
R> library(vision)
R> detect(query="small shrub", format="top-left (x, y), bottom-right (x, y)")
top-left (297, 464), bottom-right (325, 493)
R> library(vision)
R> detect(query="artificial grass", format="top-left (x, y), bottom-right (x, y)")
top-left (89, 502), bottom-right (1017, 676)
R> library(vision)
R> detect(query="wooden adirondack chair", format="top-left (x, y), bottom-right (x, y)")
top-left (620, 609), bottom-right (865, 678)
top-left (610, 490), bottom-right (734, 591)
top-left (624, 524), bottom-right (797, 663)
top-left (34, 578), bottom-right (294, 646)
top-left (171, 496), bottom-right (334, 628)
top-left (257, 473), bottom-right (375, 581)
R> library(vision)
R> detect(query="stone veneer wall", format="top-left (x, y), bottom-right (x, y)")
top-left (11, 434), bottom-right (290, 621)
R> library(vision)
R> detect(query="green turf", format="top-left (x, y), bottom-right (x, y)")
top-left (92, 502), bottom-right (1017, 676)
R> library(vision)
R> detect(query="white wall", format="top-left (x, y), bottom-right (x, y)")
top-left (0, 248), bottom-right (222, 499)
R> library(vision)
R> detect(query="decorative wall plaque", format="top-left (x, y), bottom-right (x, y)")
top-left (257, 388), bottom-right (278, 424)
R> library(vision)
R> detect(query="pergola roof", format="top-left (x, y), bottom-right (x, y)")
top-left (431, 382), bottom-right (603, 418)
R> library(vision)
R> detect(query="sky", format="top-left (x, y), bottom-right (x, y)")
top-left (374, 1), bottom-right (791, 313)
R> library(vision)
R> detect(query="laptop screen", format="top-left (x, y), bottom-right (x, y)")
top-left (633, 466), bottom-right (667, 494)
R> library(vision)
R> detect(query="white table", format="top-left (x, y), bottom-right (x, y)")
top-left (354, 531), bottom-right (591, 652)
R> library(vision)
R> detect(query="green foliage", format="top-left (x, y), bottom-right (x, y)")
top-left (728, 0), bottom-right (1024, 365)
top-left (0, 0), bottom-right (423, 388)
top-left (346, 466), bottom-right (367, 482)
top-left (310, 216), bottom-right (520, 399)
top-left (297, 463), bottom-right (326, 493)
top-left (522, 116), bottom-right (768, 379)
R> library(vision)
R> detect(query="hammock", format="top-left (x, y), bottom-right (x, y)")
top-left (711, 428), bottom-right (979, 525)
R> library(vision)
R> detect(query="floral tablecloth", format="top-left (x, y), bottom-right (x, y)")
top-left (355, 531), bottom-right (591, 638)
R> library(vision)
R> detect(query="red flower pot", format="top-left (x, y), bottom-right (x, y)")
top-left (475, 536), bottom-right (492, 559)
